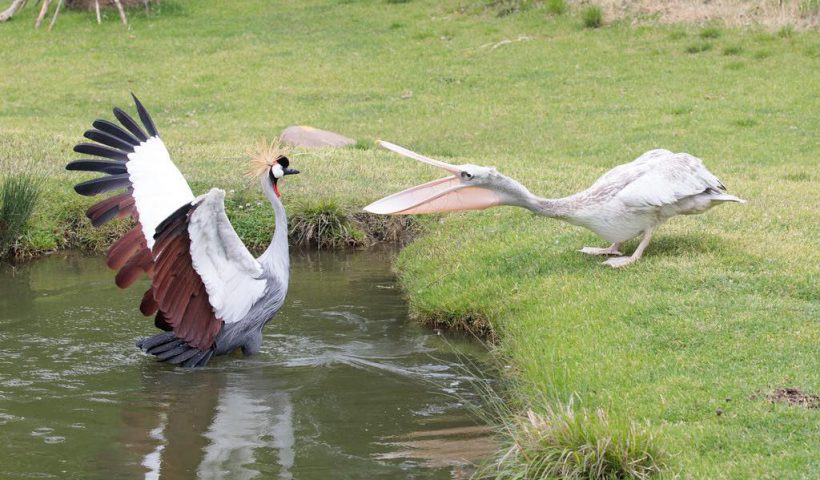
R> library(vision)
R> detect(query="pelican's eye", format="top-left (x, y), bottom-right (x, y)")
top-left (461, 171), bottom-right (473, 180)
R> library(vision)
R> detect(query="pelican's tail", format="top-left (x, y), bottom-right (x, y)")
top-left (136, 332), bottom-right (214, 367)
top-left (711, 193), bottom-right (746, 204)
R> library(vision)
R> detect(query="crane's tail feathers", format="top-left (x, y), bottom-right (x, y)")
top-left (136, 332), bottom-right (214, 367)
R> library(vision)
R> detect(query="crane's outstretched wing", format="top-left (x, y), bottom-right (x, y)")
top-left (613, 150), bottom-right (728, 208)
top-left (67, 95), bottom-right (265, 352)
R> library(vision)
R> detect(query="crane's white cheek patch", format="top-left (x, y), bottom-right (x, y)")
top-left (272, 164), bottom-right (284, 179)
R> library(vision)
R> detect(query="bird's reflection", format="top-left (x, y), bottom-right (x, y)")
top-left (121, 369), bottom-right (295, 480)
top-left (197, 384), bottom-right (294, 480)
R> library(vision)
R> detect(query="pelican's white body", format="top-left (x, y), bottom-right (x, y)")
top-left (556, 149), bottom-right (742, 243)
top-left (366, 142), bottom-right (745, 267)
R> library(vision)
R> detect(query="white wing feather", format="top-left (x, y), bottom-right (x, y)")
top-left (188, 189), bottom-right (267, 324)
top-left (615, 151), bottom-right (724, 208)
top-left (126, 137), bottom-right (195, 248)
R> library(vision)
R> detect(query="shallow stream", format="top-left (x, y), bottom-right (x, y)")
top-left (0, 250), bottom-right (493, 479)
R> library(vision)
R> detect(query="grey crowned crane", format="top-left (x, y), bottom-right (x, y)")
top-left (67, 95), bottom-right (299, 367)
top-left (365, 142), bottom-right (744, 268)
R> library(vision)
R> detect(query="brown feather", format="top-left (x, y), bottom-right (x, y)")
top-left (115, 247), bottom-right (152, 289)
top-left (107, 227), bottom-right (146, 270)
top-left (140, 287), bottom-right (159, 316)
top-left (86, 192), bottom-right (130, 220)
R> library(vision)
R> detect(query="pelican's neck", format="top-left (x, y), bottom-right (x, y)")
top-left (523, 195), bottom-right (576, 219)
top-left (494, 174), bottom-right (575, 219)
top-left (258, 178), bottom-right (290, 281)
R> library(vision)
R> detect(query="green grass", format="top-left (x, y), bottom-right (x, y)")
top-left (700, 26), bottom-right (722, 39)
top-left (545, 0), bottom-right (568, 16)
top-left (685, 41), bottom-right (713, 54)
top-left (581, 4), bottom-right (604, 29)
top-left (288, 199), bottom-right (365, 249)
top-left (488, 404), bottom-right (666, 479)
top-left (0, 1), bottom-right (818, 478)
top-left (0, 168), bottom-right (44, 258)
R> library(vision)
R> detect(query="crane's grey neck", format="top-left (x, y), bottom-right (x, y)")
top-left (492, 174), bottom-right (574, 219)
top-left (257, 177), bottom-right (290, 282)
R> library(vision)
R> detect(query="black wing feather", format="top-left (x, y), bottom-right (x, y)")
top-left (153, 203), bottom-right (194, 240)
top-left (92, 119), bottom-right (141, 147)
top-left (131, 94), bottom-right (159, 137)
top-left (84, 129), bottom-right (136, 152)
top-left (74, 143), bottom-right (130, 162)
top-left (74, 174), bottom-right (132, 196)
top-left (66, 159), bottom-right (127, 175)
top-left (113, 107), bottom-right (148, 142)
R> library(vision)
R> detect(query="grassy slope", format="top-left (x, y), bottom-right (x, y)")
top-left (0, 1), bottom-right (817, 477)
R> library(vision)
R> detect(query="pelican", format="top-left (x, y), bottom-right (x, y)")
top-left (365, 141), bottom-right (744, 268)
top-left (66, 95), bottom-right (299, 366)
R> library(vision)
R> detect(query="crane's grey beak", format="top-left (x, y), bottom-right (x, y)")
top-left (364, 141), bottom-right (501, 215)
top-left (284, 168), bottom-right (300, 175)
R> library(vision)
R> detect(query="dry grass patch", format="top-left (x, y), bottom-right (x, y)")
top-left (592, 0), bottom-right (819, 30)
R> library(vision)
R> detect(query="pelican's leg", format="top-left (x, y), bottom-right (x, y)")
top-left (603, 229), bottom-right (654, 268)
top-left (579, 242), bottom-right (623, 256)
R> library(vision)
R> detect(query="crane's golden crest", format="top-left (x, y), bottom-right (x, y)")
top-left (246, 139), bottom-right (291, 179)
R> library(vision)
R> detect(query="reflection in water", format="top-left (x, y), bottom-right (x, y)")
top-left (0, 250), bottom-right (493, 479)
top-left (197, 384), bottom-right (294, 480)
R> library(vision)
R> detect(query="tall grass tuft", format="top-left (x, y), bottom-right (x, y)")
top-left (0, 171), bottom-right (44, 259)
top-left (581, 5), bottom-right (604, 29)
top-left (481, 401), bottom-right (666, 479)
top-left (451, 349), bottom-right (667, 480)
top-left (288, 200), bottom-right (365, 249)
top-left (699, 26), bottom-right (722, 39)
top-left (483, 0), bottom-right (535, 17)
top-left (545, 0), bottom-right (567, 16)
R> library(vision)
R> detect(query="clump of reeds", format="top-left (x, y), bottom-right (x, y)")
top-left (458, 359), bottom-right (667, 480)
top-left (0, 171), bottom-right (44, 259)
top-left (288, 199), bottom-right (365, 249)
top-left (546, 0), bottom-right (568, 16)
top-left (481, 400), bottom-right (667, 479)
top-left (581, 4), bottom-right (604, 28)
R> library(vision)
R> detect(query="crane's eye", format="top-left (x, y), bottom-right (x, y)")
top-left (461, 171), bottom-right (473, 180)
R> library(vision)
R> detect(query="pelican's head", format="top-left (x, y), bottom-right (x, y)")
top-left (364, 141), bottom-right (528, 215)
top-left (248, 139), bottom-right (300, 198)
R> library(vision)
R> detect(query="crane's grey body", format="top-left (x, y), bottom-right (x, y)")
top-left (214, 176), bottom-right (290, 356)
top-left (137, 175), bottom-right (291, 364)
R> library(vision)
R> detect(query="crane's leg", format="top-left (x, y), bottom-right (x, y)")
top-left (579, 242), bottom-right (622, 256)
top-left (603, 228), bottom-right (654, 268)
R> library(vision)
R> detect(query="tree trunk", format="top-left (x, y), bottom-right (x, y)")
top-left (0, 0), bottom-right (28, 22)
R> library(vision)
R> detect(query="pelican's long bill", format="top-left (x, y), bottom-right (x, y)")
top-left (364, 141), bottom-right (502, 215)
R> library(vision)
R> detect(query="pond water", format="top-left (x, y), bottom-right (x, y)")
top-left (0, 250), bottom-right (494, 479)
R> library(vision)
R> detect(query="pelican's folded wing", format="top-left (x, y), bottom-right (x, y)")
top-left (616, 151), bottom-right (726, 208)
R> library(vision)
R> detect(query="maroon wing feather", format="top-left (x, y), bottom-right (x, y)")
top-left (149, 203), bottom-right (223, 349)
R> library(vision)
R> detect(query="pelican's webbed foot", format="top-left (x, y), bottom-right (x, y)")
top-left (602, 256), bottom-right (639, 268)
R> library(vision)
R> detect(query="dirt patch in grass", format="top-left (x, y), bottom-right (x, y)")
top-left (594, 0), bottom-right (819, 30)
top-left (764, 388), bottom-right (819, 409)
